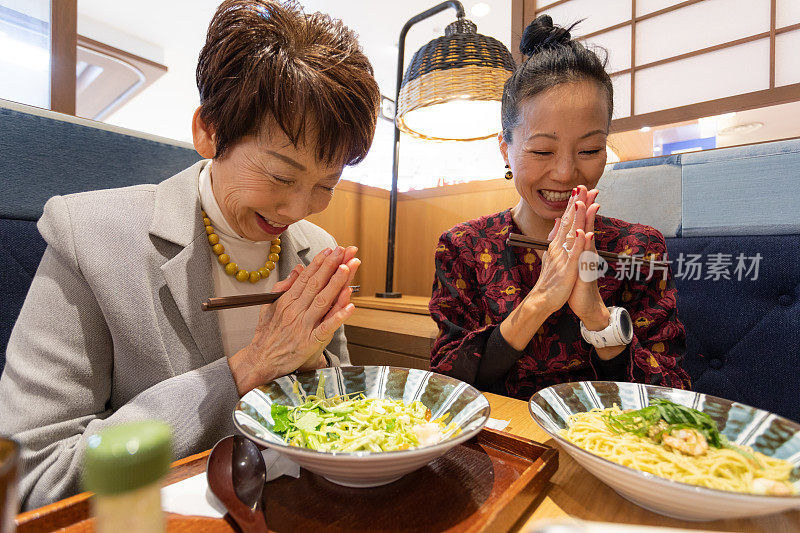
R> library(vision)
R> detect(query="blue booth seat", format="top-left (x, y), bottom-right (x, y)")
top-left (666, 234), bottom-right (800, 421)
top-left (600, 141), bottom-right (800, 422)
top-left (0, 99), bottom-right (200, 373)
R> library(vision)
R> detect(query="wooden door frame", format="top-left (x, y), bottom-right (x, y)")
top-left (50, 0), bottom-right (77, 114)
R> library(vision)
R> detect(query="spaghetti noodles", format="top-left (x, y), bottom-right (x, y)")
top-left (561, 405), bottom-right (797, 495)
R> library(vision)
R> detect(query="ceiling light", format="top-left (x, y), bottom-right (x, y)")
top-left (471, 2), bottom-right (491, 17)
top-left (640, 126), bottom-right (651, 132)
top-left (396, 18), bottom-right (515, 141)
top-left (718, 122), bottom-right (764, 136)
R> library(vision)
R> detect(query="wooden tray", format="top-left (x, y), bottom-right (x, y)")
top-left (16, 428), bottom-right (558, 533)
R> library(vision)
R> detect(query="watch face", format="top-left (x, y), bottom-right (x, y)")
top-left (620, 309), bottom-right (633, 339)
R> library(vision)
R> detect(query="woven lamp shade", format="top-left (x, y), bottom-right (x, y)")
top-left (396, 19), bottom-right (516, 141)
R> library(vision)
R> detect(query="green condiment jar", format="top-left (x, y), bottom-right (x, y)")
top-left (83, 421), bottom-right (172, 533)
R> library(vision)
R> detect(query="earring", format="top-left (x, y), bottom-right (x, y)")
top-left (505, 164), bottom-right (513, 180)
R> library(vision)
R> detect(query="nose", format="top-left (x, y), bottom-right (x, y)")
top-left (274, 191), bottom-right (311, 222)
top-left (553, 152), bottom-right (577, 183)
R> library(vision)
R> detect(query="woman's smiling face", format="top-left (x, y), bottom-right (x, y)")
top-left (193, 110), bottom-right (343, 241)
top-left (500, 80), bottom-right (609, 222)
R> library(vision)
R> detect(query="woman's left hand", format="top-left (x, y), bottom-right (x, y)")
top-left (295, 246), bottom-right (360, 371)
top-left (563, 186), bottom-right (610, 331)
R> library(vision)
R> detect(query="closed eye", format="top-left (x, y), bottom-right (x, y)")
top-left (529, 151), bottom-right (552, 156)
top-left (271, 175), bottom-right (293, 185)
top-left (580, 149), bottom-right (603, 155)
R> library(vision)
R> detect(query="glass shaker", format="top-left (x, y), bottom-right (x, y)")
top-left (83, 421), bottom-right (172, 533)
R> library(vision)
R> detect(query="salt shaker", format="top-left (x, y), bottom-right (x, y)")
top-left (83, 421), bottom-right (172, 533)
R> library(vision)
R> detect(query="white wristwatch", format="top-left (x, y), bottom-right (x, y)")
top-left (580, 306), bottom-right (634, 348)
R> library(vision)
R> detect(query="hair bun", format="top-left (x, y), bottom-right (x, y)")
top-left (519, 14), bottom-right (572, 56)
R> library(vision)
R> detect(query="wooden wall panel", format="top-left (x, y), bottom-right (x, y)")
top-left (306, 181), bottom-right (389, 296)
top-left (344, 306), bottom-right (438, 369)
top-left (309, 178), bottom-right (521, 299)
top-left (345, 307), bottom-right (438, 357)
top-left (395, 179), bottom-right (519, 297)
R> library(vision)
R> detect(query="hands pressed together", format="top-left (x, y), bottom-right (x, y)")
top-left (501, 186), bottom-right (622, 360)
top-left (537, 185), bottom-right (609, 330)
top-left (228, 245), bottom-right (360, 396)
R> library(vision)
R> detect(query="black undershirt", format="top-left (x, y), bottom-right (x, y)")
top-left (476, 326), bottom-right (629, 392)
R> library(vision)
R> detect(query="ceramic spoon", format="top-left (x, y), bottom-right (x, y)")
top-left (207, 435), bottom-right (268, 533)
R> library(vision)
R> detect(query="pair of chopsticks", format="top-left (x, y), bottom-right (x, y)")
top-left (203, 285), bottom-right (360, 311)
top-left (507, 233), bottom-right (669, 266)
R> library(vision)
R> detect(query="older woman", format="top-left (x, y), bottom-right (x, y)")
top-left (0, 0), bottom-right (379, 509)
top-left (429, 15), bottom-right (690, 399)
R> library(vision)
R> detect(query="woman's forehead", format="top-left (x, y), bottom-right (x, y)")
top-left (246, 129), bottom-right (343, 174)
top-left (252, 120), bottom-right (347, 171)
top-left (518, 82), bottom-right (609, 138)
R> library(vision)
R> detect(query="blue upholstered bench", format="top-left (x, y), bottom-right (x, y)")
top-left (598, 138), bottom-right (800, 421)
top-left (0, 99), bottom-right (200, 374)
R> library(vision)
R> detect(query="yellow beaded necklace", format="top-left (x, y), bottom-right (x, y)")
top-left (203, 210), bottom-right (281, 283)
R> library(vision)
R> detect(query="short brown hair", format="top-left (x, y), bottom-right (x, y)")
top-left (196, 0), bottom-right (380, 165)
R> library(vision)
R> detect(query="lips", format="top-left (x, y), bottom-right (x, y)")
top-left (255, 213), bottom-right (289, 235)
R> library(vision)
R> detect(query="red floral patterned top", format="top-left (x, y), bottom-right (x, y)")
top-left (429, 209), bottom-right (691, 399)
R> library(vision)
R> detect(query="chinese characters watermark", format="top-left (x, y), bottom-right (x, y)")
top-left (578, 251), bottom-right (762, 282)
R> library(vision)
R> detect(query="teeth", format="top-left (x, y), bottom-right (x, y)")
top-left (541, 190), bottom-right (571, 202)
top-left (258, 214), bottom-right (288, 227)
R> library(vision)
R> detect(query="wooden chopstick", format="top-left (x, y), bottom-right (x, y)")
top-left (507, 233), bottom-right (669, 266)
top-left (202, 285), bottom-right (361, 311)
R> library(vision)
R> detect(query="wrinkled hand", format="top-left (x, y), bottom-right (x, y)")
top-left (228, 245), bottom-right (360, 395)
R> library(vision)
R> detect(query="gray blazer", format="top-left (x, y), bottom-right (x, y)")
top-left (0, 161), bottom-right (349, 510)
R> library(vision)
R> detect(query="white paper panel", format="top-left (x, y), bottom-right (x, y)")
top-left (611, 72), bottom-right (631, 119)
top-left (635, 0), bottom-right (771, 66)
top-left (777, 0), bottom-right (800, 27)
top-left (776, 30), bottom-right (800, 87)
top-left (0, 0), bottom-right (51, 110)
top-left (636, 0), bottom-right (685, 16)
top-left (583, 26), bottom-right (631, 73)
top-left (634, 39), bottom-right (770, 115)
top-left (536, 0), bottom-right (563, 8)
top-left (540, 0), bottom-right (631, 38)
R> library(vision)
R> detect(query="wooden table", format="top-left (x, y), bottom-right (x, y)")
top-left (16, 394), bottom-right (800, 532)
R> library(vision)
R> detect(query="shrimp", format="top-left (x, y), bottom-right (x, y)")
top-left (412, 423), bottom-right (442, 446)
top-left (662, 428), bottom-right (709, 456)
top-left (752, 477), bottom-right (794, 496)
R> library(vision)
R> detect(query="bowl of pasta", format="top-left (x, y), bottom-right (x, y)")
top-left (233, 365), bottom-right (491, 488)
top-left (529, 381), bottom-right (800, 521)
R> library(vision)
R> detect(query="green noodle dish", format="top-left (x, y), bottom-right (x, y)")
top-left (270, 376), bottom-right (461, 452)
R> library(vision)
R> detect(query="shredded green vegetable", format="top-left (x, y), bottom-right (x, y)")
top-left (603, 399), bottom-right (726, 447)
top-left (271, 376), bottom-right (459, 452)
top-left (602, 399), bottom-right (758, 463)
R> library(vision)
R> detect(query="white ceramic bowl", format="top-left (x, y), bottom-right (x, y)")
top-left (233, 365), bottom-right (490, 487)
top-left (529, 381), bottom-right (800, 521)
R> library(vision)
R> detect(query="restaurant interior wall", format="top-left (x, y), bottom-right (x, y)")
top-left (5, 0), bottom-right (800, 295)
top-left (306, 177), bottom-right (519, 297)
top-left (517, 0), bottom-right (800, 163)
